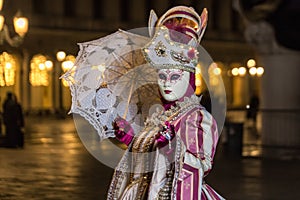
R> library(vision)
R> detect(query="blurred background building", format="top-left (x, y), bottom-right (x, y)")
top-left (0, 0), bottom-right (257, 113)
top-left (0, 0), bottom-right (299, 156)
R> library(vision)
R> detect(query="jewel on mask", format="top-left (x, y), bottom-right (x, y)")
top-left (155, 41), bottom-right (167, 57)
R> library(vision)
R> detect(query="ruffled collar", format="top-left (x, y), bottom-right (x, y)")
top-left (146, 94), bottom-right (202, 126)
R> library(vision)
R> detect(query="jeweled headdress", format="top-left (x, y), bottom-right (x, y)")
top-left (142, 6), bottom-right (208, 73)
top-left (143, 26), bottom-right (199, 73)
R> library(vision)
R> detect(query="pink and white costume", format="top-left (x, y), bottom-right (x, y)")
top-left (107, 5), bottom-right (225, 200)
top-left (107, 95), bottom-right (224, 199)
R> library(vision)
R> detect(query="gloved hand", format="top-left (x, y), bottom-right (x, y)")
top-left (113, 117), bottom-right (134, 146)
top-left (155, 121), bottom-right (175, 148)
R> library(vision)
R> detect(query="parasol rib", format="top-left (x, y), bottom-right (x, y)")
top-left (123, 79), bottom-right (135, 119)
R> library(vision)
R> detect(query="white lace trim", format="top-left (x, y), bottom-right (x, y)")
top-left (145, 94), bottom-right (203, 126)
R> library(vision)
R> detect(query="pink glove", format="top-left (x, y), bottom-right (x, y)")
top-left (113, 117), bottom-right (134, 146)
top-left (155, 121), bottom-right (175, 148)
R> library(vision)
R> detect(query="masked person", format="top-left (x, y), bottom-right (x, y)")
top-left (107, 6), bottom-right (224, 200)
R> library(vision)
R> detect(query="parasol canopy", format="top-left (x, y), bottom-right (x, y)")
top-left (62, 29), bottom-right (161, 141)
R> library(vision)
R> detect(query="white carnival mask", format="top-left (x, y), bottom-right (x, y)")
top-left (158, 68), bottom-right (190, 101)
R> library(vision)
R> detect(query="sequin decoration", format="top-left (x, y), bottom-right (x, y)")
top-left (155, 41), bottom-right (167, 57)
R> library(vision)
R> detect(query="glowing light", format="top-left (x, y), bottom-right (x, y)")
top-left (30, 54), bottom-right (51, 86)
top-left (238, 67), bottom-right (247, 76)
top-left (56, 51), bottom-right (66, 61)
top-left (0, 52), bottom-right (17, 86)
top-left (256, 67), bottom-right (264, 76)
top-left (61, 55), bottom-right (76, 72)
top-left (195, 63), bottom-right (202, 95)
top-left (62, 79), bottom-right (69, 87)
top-left (38, 63), bottom-right (45, 70)
top-left (231, 67), bottom-right (239, 76)
top-left (249, 67), bottom-right (257, 76)
top-left (213, 67), bottom-right (221, 75)
top-left (195, 79), bottom-right (201, 86)
top-left (247, 59), bottom-right (256, 68)
top-left (0, 0), bottom-right (3, 11)
top-left (5, 62), bottom-right (12, 69)
top-left (0, 15), bottom-right (4, 30)
top-left (62, 61), bottom-right (74, 72)
top-left (45, 60), bottom-right (53, 71)
top-left (195, 64), bottom-right (201, 74)
top-left (13, 16), bottom-right (29, 37)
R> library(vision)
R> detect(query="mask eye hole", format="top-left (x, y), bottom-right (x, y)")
top-left (170, 74), bottom-right (181, 81)
top-left (158, 73), bottom-right (167, 81)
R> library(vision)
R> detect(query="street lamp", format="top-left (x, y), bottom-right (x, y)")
top-left (0, 0), bottom-right (29, 47)
top-left (231, 59), bottom-right (264, 77)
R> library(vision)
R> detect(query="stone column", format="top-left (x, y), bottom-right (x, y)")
top-left (53, 61), bottom-right (62, 113)
top-left (259, 49), bottom-right (300, 148)
top-left (21, 49), bottom-right (30, 112)
top-left (232, 76), bottom-right (250, 107)
top-left (30, 86), bottom-right (43, 112)
top-left (62, 82), bottom-right (72, 111)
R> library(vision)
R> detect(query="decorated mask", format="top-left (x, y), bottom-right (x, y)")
top-left (143, 6), bottom-right (208, 97)
top-left (158, 68), bottom-right (190, 101)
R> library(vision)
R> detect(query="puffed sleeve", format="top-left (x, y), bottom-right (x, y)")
top-left (175, 108), bottom-right (220, 199)
top-left (177, 107), bottom-right (219, 175)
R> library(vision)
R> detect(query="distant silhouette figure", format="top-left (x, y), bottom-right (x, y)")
top-left (2, 92), bottom-right (25, 148)
top-left (247, 95), bottom-right (259, 126)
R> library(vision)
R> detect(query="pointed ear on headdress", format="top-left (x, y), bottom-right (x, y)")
top-left (148, 9), bottom-right (158, 38)
top-left (198, 8), bottom-right (208, 43)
